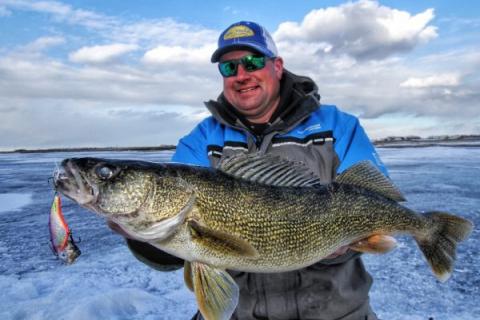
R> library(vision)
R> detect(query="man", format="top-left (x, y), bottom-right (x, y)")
top-left (125, 21), bottom-right (387, 319)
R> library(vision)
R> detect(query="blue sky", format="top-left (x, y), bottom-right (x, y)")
top-left (0, 0), bottom-right (479, 150)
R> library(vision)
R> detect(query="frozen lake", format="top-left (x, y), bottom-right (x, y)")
top-left (0, 147), bottom-right (478, 319)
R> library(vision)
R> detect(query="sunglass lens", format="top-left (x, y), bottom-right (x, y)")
top-left (219, 61), bottom-right (237, 77)
top-left (243, 55), bottom-right (266, 71)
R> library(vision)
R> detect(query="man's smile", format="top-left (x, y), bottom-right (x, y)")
top-left (237, 85), bottom-right (260, 94)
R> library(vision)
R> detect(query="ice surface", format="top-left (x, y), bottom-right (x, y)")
top-left (0, 193), bottom-right (33, 213)
top-left (0, 247), bottom-right (196, 320)
top-left (0, 147), bottom-right (478, 319)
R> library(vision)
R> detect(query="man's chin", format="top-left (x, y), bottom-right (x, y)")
top-left (233, 101), bottom-right (263, 116)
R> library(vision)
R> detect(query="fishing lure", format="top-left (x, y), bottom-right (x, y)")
top-left (49, 192), bottom-right (81, 264)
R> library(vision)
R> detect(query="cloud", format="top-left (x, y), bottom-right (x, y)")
top-left (115, 19), bottom-right (217, 47)
top-left (3, 0), bottom-right (116, 29)
top-left (278, 45), bottom-right (479, 123)
top-left (400, 74), bottom-right (460, 88)
top-left (0, 54), bottom-right (219, 106)
top-left (23, 36), bottom-right (65, 52)
top-left (275, 0), bottom-right (437, 61)
top-left (142, 44), bottom-right (215, 66)
top-left (69, 43), bottom-right (139, 64)
top-left (363, 114), bottom-right (480, 140)
top-left (0, 101), bottom-right (202, 149)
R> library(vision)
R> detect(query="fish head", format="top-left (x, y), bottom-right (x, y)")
top-left (54, 157), bottom-right (156, 222)
top-left (54, 157), bottom-right (195, 240)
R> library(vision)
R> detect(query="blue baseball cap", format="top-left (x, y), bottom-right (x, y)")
top-left (211, 21), bottom-right (278, 63)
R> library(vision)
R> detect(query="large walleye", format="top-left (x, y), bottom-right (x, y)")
top-left (53, 154), bottom-right (473, 320)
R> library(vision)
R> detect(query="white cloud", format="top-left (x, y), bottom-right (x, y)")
top-left (0, 50), bottom-right (220, 107)
top-left (363, 114), bottom-right (480, 140)
top-left (112, 18), bottom-right (218, 48)
top-left (69, 44), bottom-right (139, 64)
top-left (0, 100), bottom-right (202, 149)
top-left (275, 0), bottom-right (437, 60)
top-left (142, 44), bottom-right (215, 65)
top-left (3, 0), bottom-right (116, 29)
top-left (24, 36), bottom-right (65, 52)
top-left (400, 74), bottom-right (461, 88)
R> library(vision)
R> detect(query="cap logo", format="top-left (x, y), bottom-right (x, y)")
top-left (223, 25), bottom-right (254, 40)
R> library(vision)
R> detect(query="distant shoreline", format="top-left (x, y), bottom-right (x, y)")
top-left (0, 145), bottom-right (176, 154)
top-left (1, 135), bottom-right (479, 154)
top-left (373, 134), bottom-right (480, 148)
top-left (376, 142), bottom-right (480, 148)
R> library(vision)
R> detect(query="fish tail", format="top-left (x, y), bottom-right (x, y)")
top-left (415, 211), bottom-right (473, 282)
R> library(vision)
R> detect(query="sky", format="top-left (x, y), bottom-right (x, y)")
top-left (0, 0), bottom-right (479, 151)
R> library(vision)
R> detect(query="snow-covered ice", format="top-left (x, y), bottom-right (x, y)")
top-left (0, 193), bottom-right (33, 214)
top-left (0, 148), bottom-right (478, 319)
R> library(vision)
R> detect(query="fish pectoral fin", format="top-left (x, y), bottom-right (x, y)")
top-left (348, 234), bottom-right (397, 254)
top-left (191, 261), bottom-right (239, 320)
top-left (188, 220), bottom-right (259, 258)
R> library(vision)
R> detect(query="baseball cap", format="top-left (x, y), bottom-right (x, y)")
top-left (211, 21), bottom-right (278, 63)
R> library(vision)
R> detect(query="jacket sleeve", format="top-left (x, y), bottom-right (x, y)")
top-left (171, 120), bottom-right (211, 166)
top-left (334, 113), bottom-right (388, 176)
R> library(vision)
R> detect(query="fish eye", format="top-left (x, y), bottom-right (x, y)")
top-left (95, 165), bottom-right (115, 180)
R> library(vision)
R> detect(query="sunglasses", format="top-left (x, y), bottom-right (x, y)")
top-left (218, 54), bottom-right (272, 77)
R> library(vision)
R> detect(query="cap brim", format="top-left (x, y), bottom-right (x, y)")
top-left (211, 44), bottom-right (274, 62)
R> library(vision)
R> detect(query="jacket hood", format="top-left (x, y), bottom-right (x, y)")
top-left (205, 69), bottom-right (321, 135)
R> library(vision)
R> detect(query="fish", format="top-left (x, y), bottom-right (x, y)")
top-left (53, 153), bottom-right (473, 320)
top-left (49, 192), bottom-right (81, 264)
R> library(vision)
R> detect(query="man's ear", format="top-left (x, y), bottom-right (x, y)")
top-left (273, 57), bottom-right (284, 79)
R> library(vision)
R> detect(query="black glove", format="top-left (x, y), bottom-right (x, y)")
top-left (126, 238), bottom-right (184, 271)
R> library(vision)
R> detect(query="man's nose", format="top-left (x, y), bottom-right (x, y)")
top-left (235, 64), bottom-right (251, 81)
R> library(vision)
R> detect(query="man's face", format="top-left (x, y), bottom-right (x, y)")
top-left (220, 50), bottom-right (283, 124)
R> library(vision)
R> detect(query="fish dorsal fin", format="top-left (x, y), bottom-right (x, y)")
top-left (219, 153), bottom-right (322, 187)
top-left (336, 161), bottom-right (405, 202)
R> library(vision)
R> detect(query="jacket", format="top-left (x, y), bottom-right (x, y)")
top-left (128, 70), bottom-right (385, 319)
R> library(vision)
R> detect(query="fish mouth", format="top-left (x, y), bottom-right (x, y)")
top-left (53, 159), bottom-right (98, 206)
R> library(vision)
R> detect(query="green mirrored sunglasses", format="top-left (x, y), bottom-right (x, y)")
top-left (218, 54), bottom-right (272, 77)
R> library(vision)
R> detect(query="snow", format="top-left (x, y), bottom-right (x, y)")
top-left (0, 193), bottom-right (33, 213)
top-left (0, 232), bottom-right (196, 320)
top-left (0, 148), bottom-right (478, 319)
